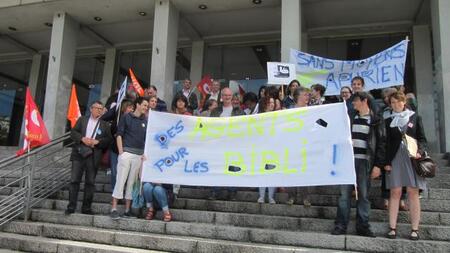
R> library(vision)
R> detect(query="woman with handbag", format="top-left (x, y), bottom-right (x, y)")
top-left (384, 91), bottom-right (428, 240)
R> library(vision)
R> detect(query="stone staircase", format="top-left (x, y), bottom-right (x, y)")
top-left (0, 154), bottom-right (450, 252)
top-left (0, 146), bottom-right (17, 161)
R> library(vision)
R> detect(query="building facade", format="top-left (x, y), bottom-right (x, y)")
top-left (0, 0), bottom-right (449, 152)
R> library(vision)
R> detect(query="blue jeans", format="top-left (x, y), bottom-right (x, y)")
top-left (109, 150), bottom-right (118, 190)
top-left (259, 187), bottom-right (275, 199)
top-left (335, 159), bottom-right (371, 231)
top-left (143, 182), bottom-right (169, 210)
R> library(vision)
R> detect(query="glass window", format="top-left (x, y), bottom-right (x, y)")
top-left (118, 50), bottom-right (151, 89)
top-left (0, 60), bottom-right (31, 146)
top-left (72, 56), bottom-right (104, 115)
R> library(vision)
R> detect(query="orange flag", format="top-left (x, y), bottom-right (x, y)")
top-left (129, 68), bottom-right (145, 97)
top-left (67, 84), bottom-right (81, 128)
top-left (17, 88), bottom-right (50, 156)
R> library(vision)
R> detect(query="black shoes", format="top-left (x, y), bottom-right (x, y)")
top-left (81, 209), bottom-right (94, 215)
top-left (123, 210), bottom-right (133, 218)
top-left (64, 209), bottom-right (75, 215)
top-left (110, 210), bottom-right (120, 220)
top-left (331, 227), bottom-right (375, 237)
top-left (331, 227), bottom-right (347, 235)
top-left (228, 192), bottom-right (237, 201)
top-left (357, 228), bottom-right (376, 238)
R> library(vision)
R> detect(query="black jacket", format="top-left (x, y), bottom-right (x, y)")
top-left (176, 90), bottom-right (198, 112)
top-left (350, 110), bottom-right (386, 169)
top-left (70, 116), bottom-right (112, 166)
top-left (100, 105), bottom-right (122, 153)
top-left (210, 106), bottom-right (246, 117)
top-left (155, 98), bottom-right (168, 112)
top-left (384, 113), bottom-right (427, 166)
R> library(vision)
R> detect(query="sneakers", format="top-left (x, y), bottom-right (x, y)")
top-left (331, 227), bottom-right (347, 235)
top-left (286, 198), bottom-right (295, 205)
top-left (357, 228), bottom-right (376, 238)
top-left (110, 210), bottom-right (120, 220)
top-left (123, 210), bottom-right (132, 218)
top-left (303, 199), bottom-right (311, 207)
top-left (257, 197), bottom-right (264, 203)
top-left (268, 198), bottom-right (276, 204)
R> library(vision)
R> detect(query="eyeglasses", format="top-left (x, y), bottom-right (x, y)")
top-left (91, 106), bottom-right (103, 110)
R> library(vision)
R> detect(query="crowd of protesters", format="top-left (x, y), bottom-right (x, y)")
top-left (66, 75), bottom-right (427, 241)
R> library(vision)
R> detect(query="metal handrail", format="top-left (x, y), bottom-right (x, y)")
top-left (0, 132), bottom-right (73, 226)
top-left (0, 132), bottom-right (71, 169)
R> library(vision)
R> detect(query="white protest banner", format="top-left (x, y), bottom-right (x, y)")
top-left (267, 62), bottom-right (296, 85)
top-left (142, 103), bottom-right (356, 187)
top-left (289, 40), bottom-right (408, 95)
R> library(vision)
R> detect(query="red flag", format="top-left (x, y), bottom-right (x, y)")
top-left (196, 75), bottom-right (213, 109)
top-left (128, 68), bottom-right (145, 97)
top-left (238, 84), bottom-right (246, 98)
top-left (196, 75), bottom-right (213, 97)
top-left (67, 84), bottom-right (81, 128)
top-left (17, 88), bottom-right (50, 156)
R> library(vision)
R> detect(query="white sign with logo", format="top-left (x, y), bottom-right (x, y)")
top-left (267, 62), bottom-right (296, 85)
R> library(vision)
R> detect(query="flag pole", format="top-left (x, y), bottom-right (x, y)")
top-left (116, 103), bottom-right (122, 126)
top-left (26, 138), bottom-right (30, 164)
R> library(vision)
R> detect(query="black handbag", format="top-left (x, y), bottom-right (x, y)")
top-left (78, 120), bottom-right (100, 158)
top-left (78, 145), bottom-right (93, 158)
top-left (411, 153), bottom-right (437, 178)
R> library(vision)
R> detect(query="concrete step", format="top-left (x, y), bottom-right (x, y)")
top-left (0, 249), bottom-right (23, 253)
top-left (29, 208), bottom-right (450, 242)
top-left (30, 198), bottom-right (449, 228)
top-left (1, 221), bottom-right (360, 253)
top-left (0, 231), bottom-right (162, 253)
top-left (5, 179), bottom-right (450, 201)
top-left (43, 188), bottom-right (450, 213)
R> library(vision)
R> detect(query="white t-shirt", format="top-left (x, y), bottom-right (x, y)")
top-left (220, 106), bottom-right (233, 117)
top-left (85, 116), bottom-right (99, 138)
top-left (209, 92), bottom-right (219, 101)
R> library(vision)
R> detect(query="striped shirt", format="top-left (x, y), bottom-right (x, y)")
top-left (352, 114), bottom-right (371, 160)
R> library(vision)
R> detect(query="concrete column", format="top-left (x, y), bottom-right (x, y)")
top-left (28, 54), bottom-right (43, 98)
top-left (430, 0), bottom-right (450, 152)
top-left (413, 25), bottom-right (439, 151)
top-left (281, 0), bottom-right (302, 62)
top-left (150, 0), bottom-right (179, 104)
top-left (43, 12), bottom-right (79, 139)
top-left (100, 48), bottom-right (118, 104)
top-left (190, 40), bottom-right (204, 85)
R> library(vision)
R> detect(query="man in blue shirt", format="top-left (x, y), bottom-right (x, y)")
top-left (110, 97), bottom-right (148, 219)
